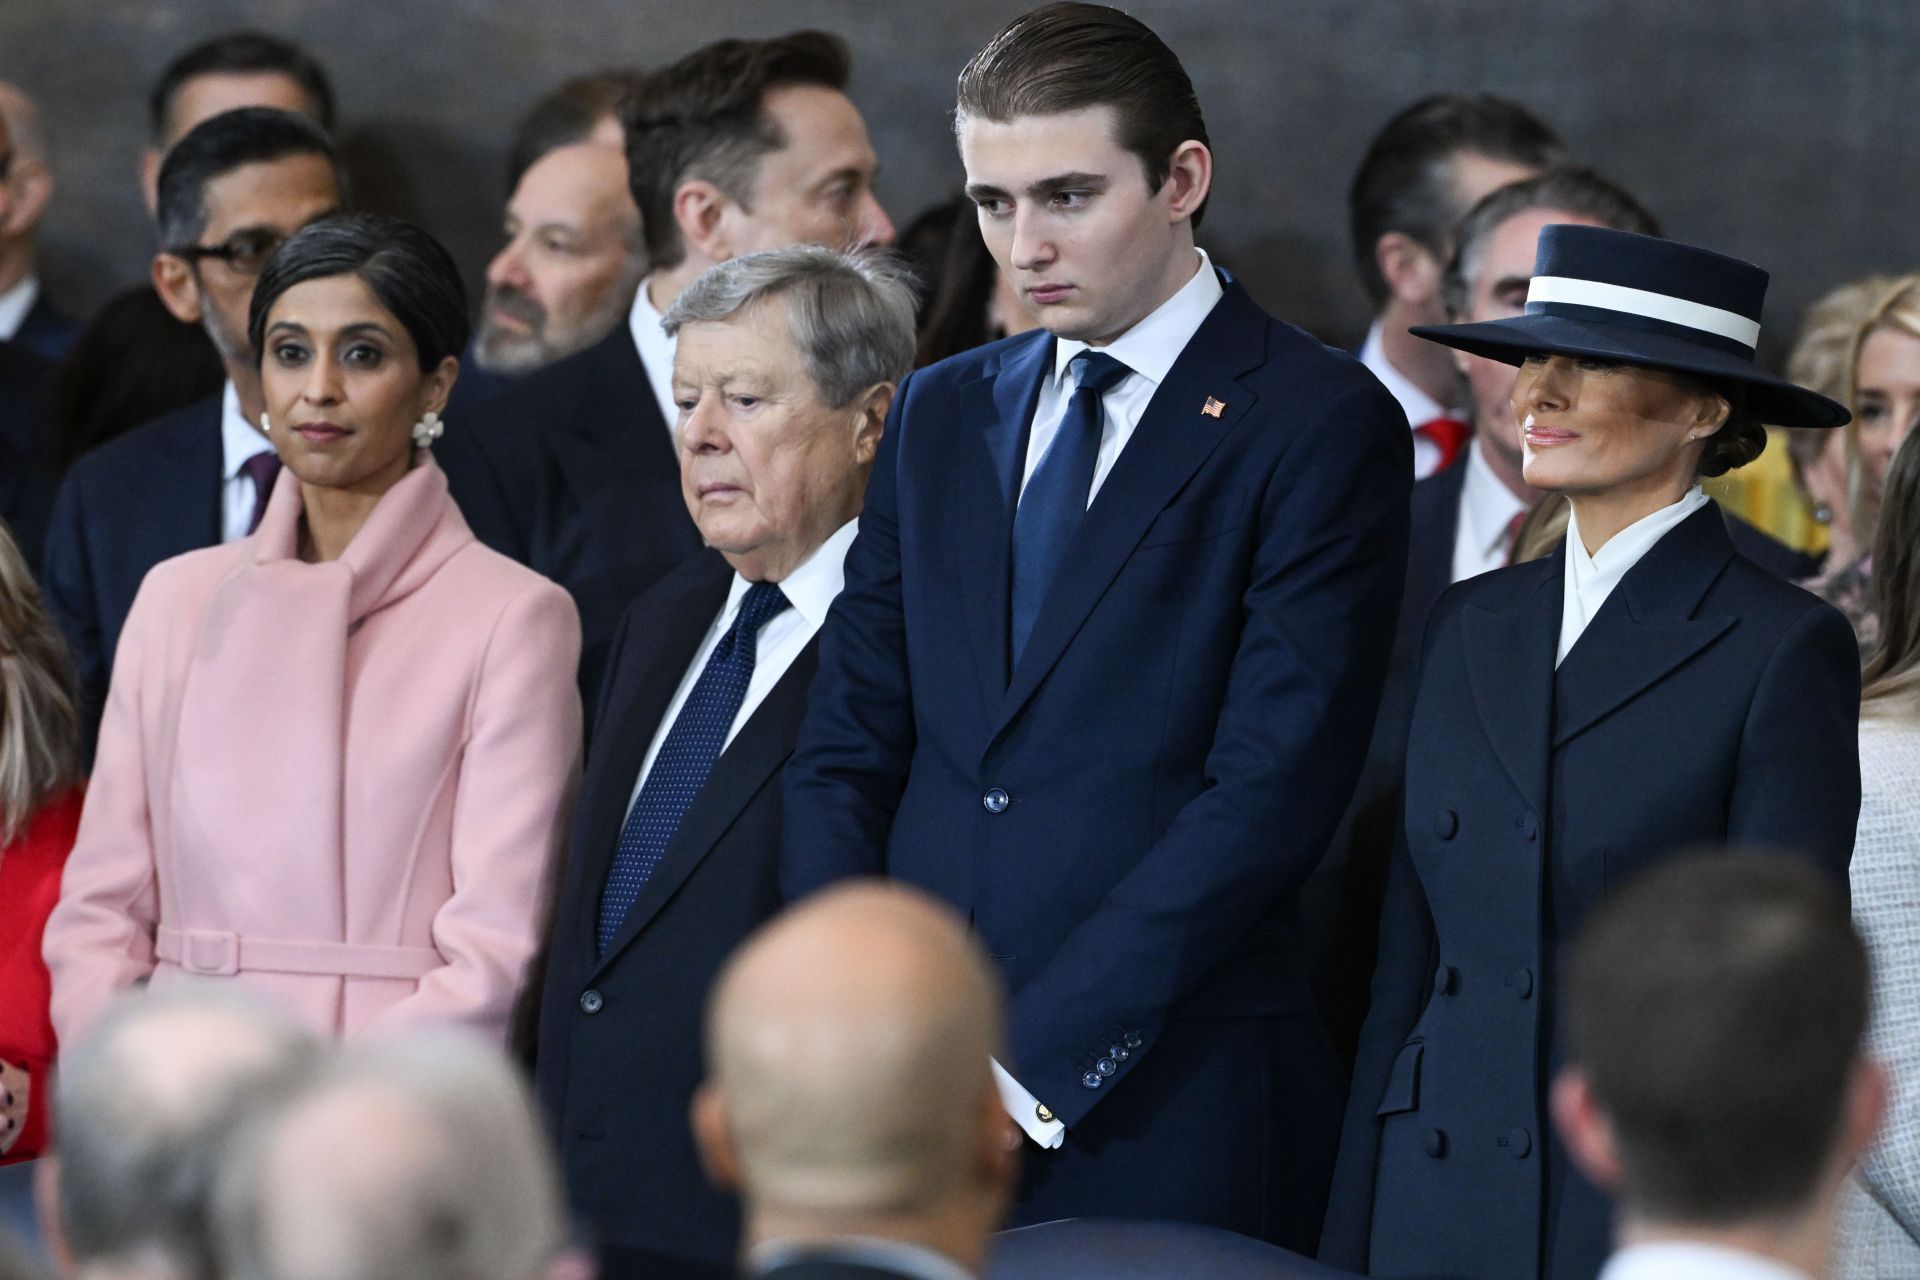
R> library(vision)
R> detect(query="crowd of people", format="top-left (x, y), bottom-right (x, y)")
top-left (1, 6), bottom-right (1917, 1280)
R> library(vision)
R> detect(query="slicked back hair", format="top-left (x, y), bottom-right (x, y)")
top-left (155, 106), bottom-right (343, 251)
top-left (1349, 92), bottom-right (1564, 306)
top-left (1565, 855), bottom-right (1869, 1226)
top-left (506, 68), bottom-right (648, 193)
top-left (622, 32), bottom-right (850, 272)
top-left (955, 2), bottom-right (1210, 229)
top-left (147, 30), bottom-right (336, 143)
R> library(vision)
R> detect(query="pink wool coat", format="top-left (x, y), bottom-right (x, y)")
top-left (43, 455), bottom-right (582, 1045)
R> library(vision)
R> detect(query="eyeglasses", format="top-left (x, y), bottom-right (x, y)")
top-left (170, 228), bottom-right (289, 278)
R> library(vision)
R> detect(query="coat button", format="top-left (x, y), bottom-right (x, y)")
top-left (579, 989), bottom-right (603, 1015)
top-left (1506, 1127), bottom-right (1532, 1158)
top-left (1110, 1044), bottom-right (1129, 1061)
top-left (1507, 968), bottom-right (1534, 1000)
top-left (1435, 963), bottom-right (1458, 995)
top-left (1433, 809), bottom-right (1458, 840)
top-left (1124, 1031), bottom-right (1142, 1049)
top-left (1095, 1056), bottom-right (1117, 1077)
top-left (1081, 1071), bottom-right (1102, 1089)
top-left (1524, 815), bottom-right (1539, 843)
top-left (1424, 1128), bottom-right (1447, 1158)
top-left (982, 788), bottom-right (1010, 814)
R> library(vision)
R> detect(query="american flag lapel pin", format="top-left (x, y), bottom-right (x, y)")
top-left (1202, 396), bottom-right (1226, 418)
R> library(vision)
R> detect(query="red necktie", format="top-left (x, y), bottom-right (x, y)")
top-left (241, 450), bottom-right (281, 535)
top-left (1415, 416), bottom-right (1472, 474)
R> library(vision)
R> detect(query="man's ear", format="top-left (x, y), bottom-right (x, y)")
top-left (0, 159), bottom-right (53, 238)
top-left (1376, 231), bottom-right (1442, 309)
top-left (850, 381), bottom-right (893, 466)
top-left (151, 253), bottom-right (202, 325)
top-left (690, 1082), bottom-right (743, 1193)
top-left (1160, 140), bottom-right (1212, 225)
top-left (674, 179), bottom-right (733, 265)
top-left (1550, 1069), bottom-right (1624, 1194)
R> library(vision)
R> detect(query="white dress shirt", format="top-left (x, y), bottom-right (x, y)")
top-left (1451, 439), bottom-right (1532, 584)
top-left (1597, 1242), bottom-right (1810, 1280)
top-left (1019, 248), bottom-right (1223, 505)
top-left (1558, 486), bottom-right (1711, 667)
top-left (220, 382), bottom-right (277, 543)
top-left (0, 275), bottom-right (38, 341)
top-left (625, 519), bottom-right (858, 811)
top-left (628, 276), bottom-right (681, 437)
top-left (1360, 317), bottom-right (1452, 478)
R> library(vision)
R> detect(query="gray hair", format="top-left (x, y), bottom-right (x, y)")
top-left (214, 1032), bottom-right (568, 1280)
top-left (54, 986), bottom-right (319, 1278)
top-left (1442, 166), bottom-right (1660, 320)
top-left (662, 245), bottom-right (917, 408)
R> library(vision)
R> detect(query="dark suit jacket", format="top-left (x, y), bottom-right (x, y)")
top-left (782, 275), bottom-right (1412, 1249)
top-left (1322, 502), bottom-right (1860, 1280)
top-left (437, 324), bottom-right (702, 725)
top-left (41, 394), bottom-right (221, 752)
top-left (535, 550), bottom-right (814, 1269)
top-left (16, 294), bottom-right (77, 363)
top-left (0, 339), bottom-right (53, 561)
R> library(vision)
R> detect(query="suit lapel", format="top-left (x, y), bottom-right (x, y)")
top-left (1461, 554), bottom-right (1560, 817)
top-left (547, 327), bottom-right (677, 509)
top-left (1552, 503), bottom-right (1738, 747)
top-left (569, 557), bottom-right (732, 967)
top-left (991, 280), bottom-right (1264, 740)
top-left (591, 641), bottom-right (820, 978)
top-left (956, 334), bottom-right (1052, 706)
top-left (175, 397), bottom-right (225, 548)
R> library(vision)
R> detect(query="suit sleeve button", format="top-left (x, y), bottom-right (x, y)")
top-left (1081, 1071), bottom-right (1103, 1089)
top-left (1435, 963), bottom-right (1458, 995)
top-left (1124, 1031), bottom-right (1142, 1049)
top-left (1506, 1127), bottom-right (1532, 1158)
top-left (1424, 1128), bottom-right (1448, 1158)
top-left (1507, 968), bottom-right (1534, 1000)
top-left (982, 788), bottom-right (1010, 814)
top-left (1433, 809), bottom-right (1458, 840)
top-left (1095, 1057), bottom-right (1117, 1077)
top-left (1109, 1044), bottom-right (1128, 1061)
top-left (579, 989), bottom-right (603, 1015)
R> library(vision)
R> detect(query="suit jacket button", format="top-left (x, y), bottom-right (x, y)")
top-left (579, 989), bottom-right (604, 1015)
top-left (1124, 1031), bottom-right (1142, 1049)
top-left (1525, 815), bottom-right (1539, 843)
top-left (1110, 1044), bottom-right (1128, 1061)
top-left (1507, 968), bottom-right (1534, 1000)
top-left (1435, 963), bottom-right (1458, 995)
top-left (982, 788), bottom-right (1010, 814)
top-left (1095, 1057), bottom-right (1117, 1077)
top-left (1507, 1127), bottom-right (1532, 1158)
top-left (1433, 809), bottom-right (1458, 840)
top-left (1424, 1128), bottom-right (1447, 1158)
top-left (1081, 1071), bottom-right (1102, 1089)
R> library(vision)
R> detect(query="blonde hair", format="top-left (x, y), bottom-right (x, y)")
top-left (0, 517), bottom-right (82, 843)
top-left (1783, 274), bottom-right (1920, 538)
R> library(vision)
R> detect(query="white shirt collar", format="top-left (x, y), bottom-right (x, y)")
top-left (0, 275), bottom-right (39, 342)
top-left (628, 275), bottom-right (681, 433)
top-left (1597, 1242), bottom-right (1812, 1280)
top-left (1359, 317), bottom-right (1447, 427)
top-left (1050, 248), bottom-right (1223, 390)
top-left (751, 1236), bottom-right (974, 1280)
top-left (220, 381), bottom-right (273, 479)
top-left (1559, 485), bottom-right (1711, 665)
top-left (1458, 437), bottom-right (1532, 569)
top-left (724, 517), bottom-right (859, 631)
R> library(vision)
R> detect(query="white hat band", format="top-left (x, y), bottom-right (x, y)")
top-left (1527, 276), bottom-right (1762, 351)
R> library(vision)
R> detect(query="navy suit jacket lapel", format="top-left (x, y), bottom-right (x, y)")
top-left (1461, 552), bottom-right (1560, 817)
top-left (173, 396), bottom-right (225, 548)
top-left (991, 277), bottom-right (1262, 741)
top-left (546, 326), bottom-right (676, 511)
top-left (1552, 503), bottom-right (1738, 748)
top-left (956, 331), bottom-right (1052, 707)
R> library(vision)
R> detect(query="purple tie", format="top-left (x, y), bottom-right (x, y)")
top-left (241, 450), bottom-right (280, 535)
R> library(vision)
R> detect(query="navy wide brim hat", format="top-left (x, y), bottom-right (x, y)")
top-left (1413, 224), bottom-right (1850, 430)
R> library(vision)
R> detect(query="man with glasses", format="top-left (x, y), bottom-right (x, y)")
top-left (42, 107), bottom-right (344, 753)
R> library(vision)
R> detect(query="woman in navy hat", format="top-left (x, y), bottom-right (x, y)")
top-left (1322, 225), bottom-right (1863, 1280)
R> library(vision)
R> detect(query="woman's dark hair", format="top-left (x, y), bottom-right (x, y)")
top-left (901, 193), bottom-right (1005, 367)
top-left (1698, 384), bottom-right (1768, 478)
top-left (248, 213), bottom-right (470, 371)
top-left (1864, 426), bottom-right (1920, 709)
top-left (47, 287), bottom-right (226, 473)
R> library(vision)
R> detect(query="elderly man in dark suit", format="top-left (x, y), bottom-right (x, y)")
top-left (439, 31), bottom-right (895, 724)
top-left (534, 245), bottom-right (915, 1275)
top-left (782, 3), bottom-right (1410, 1250)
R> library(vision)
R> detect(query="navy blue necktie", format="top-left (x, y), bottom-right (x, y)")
top-left (1010, 350), bottom-right (1132, 663)
top-left (596, 581), bottom-right (790, 954)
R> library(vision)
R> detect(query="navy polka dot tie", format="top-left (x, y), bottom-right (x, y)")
top-left (596, 581), bottom-right (790, 955)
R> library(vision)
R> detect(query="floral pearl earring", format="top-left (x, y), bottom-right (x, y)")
top-left (411, 411), bottom-right (444, 447)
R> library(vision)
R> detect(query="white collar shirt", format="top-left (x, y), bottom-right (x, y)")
top-left (0, 275), bottom-right (38, 342)
top-left (627, 519), bottom-right (858, 811)
top-left (219, 381), bottom-right (277, 543)
top-left (1019, 248), bottom-right (1223, 506)
top-left (1597, 1243), bottom-right (1811, 1280)
top-left (1360, 317), bottom-right (1451, 477)
top-left (1451, 439), bottom-right (1532, 583)
top-left (1559, 486), bottom-right (1711, 666)
top-left (627, 275), bottom-right (681, 436)
top-left (751, 1237), bottom-right (974, 1280)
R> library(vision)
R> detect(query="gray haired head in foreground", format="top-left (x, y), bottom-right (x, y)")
top-left (662, 245), bottom-right (918, 408)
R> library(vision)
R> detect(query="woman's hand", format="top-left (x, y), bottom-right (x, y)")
top-left (0, 1058), bottom-right (27, 1156)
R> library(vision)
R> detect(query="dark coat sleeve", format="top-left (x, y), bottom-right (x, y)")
top-left (40, 465), bottom-right (106, 755)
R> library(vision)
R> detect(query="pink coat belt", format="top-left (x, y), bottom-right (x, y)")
top-left (155, 925), bottom-right (442, 980)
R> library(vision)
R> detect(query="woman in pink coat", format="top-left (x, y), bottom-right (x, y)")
top-left (44, 214), bottom-right (582, 1046)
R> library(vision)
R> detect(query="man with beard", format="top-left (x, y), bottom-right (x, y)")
top-left (40, 108), bottom-right (344, 753)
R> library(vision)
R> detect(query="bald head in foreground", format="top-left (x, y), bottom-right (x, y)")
top-left (695, 883), bottom-right (1016, 1280)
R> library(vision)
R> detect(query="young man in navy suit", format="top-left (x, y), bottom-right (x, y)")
top-left (783, 2), bottom-right (1412, 1249)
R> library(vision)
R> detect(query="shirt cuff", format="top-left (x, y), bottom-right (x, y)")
top-left (991, 1057), bottom-right (1065, 1149)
